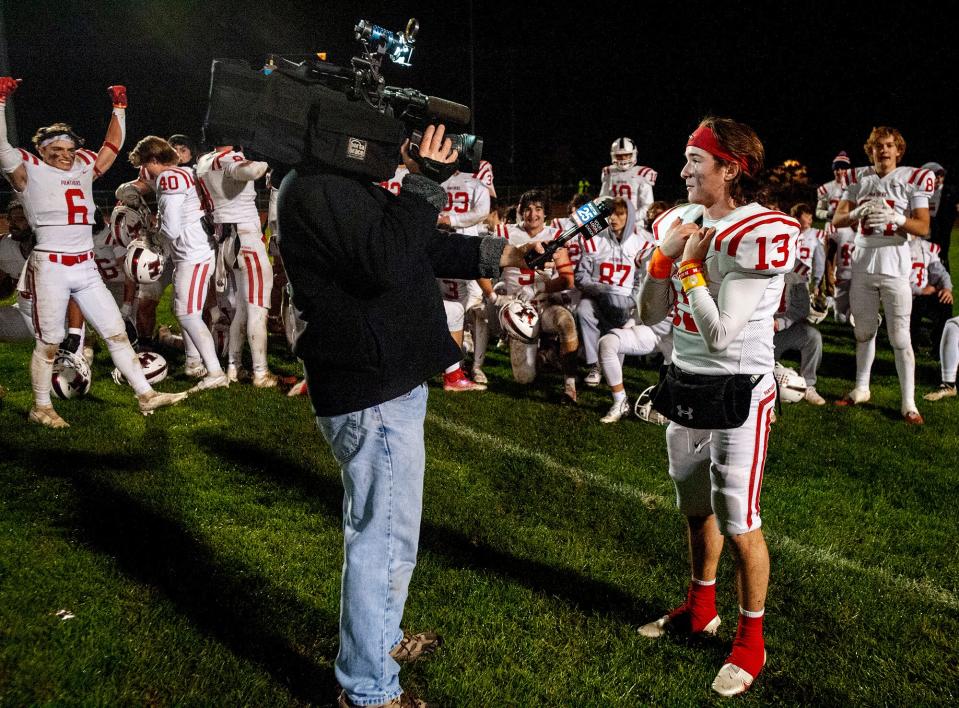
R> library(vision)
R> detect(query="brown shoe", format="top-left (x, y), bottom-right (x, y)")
top-left (338, 689), bottom-right (427, 707)
top-left (390, 630), bottom-right (443, 663)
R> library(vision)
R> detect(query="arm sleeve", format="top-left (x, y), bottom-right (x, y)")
top-left (638, 275), bottom-right (674, 326)
top-left (686, 272), bottom-right (773, 353)
top-left (158, 192), bottom-right (185, 241)
top-left (448, 181), bottom-right (491, 229)
top-left (223, 159), bottom-right (269, 182)
top-left (599, 167), bottom-right (611, 197)
top-left (0, 103), bottom-right (20, 173)
top-left (929, 259), bottom-right (953, 290)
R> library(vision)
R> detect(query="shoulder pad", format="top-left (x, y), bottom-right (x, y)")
top-left (156, 167), bottom-right (196, 195)
top-left (713, 207), bottom-right (800, 274)
top-left (651, 203), bottom-right (701, 242)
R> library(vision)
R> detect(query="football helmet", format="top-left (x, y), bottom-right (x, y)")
top-left (498, 299), bottom-right (539, 344)
top-left (124, 240), bottom-right (165, 284)
top-left (110, 202), bottom-right (152, 248)
top-left (112, 351), bottom-right (169, 386)
top-left (610, 137), bottom-right (637, 171)
top-left (773, 362), bottom-right (807, 403)
top-left (634, 385), bottom-right (668, 425)
top-left (51, 349), bottom-right (92, 399)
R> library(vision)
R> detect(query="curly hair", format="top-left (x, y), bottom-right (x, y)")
top-left (127, 135), bottom-right (179, 168)
top-left (864, 127), bottom-right (906, 162)
top-left (32, 122), bottom-right (84, 150)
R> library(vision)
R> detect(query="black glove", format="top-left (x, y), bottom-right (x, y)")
top-left (415, 155), bottom-right (457, 184)
top-left (124, 318), bottom-right (139, 348)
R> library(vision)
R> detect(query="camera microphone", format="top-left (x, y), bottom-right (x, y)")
top-left (523, 197), bottom-right (614, 269)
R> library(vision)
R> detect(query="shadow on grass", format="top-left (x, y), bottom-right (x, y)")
top-left (4, 436), bottom-right (338, 706)
top-left (196, 433), bottom-right (667, 628)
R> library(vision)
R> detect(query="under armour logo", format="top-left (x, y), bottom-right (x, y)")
top-left (676, 405), bottom-right (694, 419)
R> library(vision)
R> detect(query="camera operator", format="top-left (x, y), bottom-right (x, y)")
top-left (277, 124), bottom-right (537, 708)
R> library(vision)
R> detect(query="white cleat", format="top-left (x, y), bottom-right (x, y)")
top-left (803, 387), bottom-right (826, 406)
top-left (287, 379), bottom-right (308, 397)
top-left (83, 346), bottom-right (95, 367)
top-left (711, 651), bottom-right (766, 697)
top-left (28, 405), bottom-right (70, 429)
top-left (639, 613), bottom-right (720, 639)
top-left (600, 398), bottom-right (631, 424)
top-left (137, 390), bottom-right (188, 416)
top-left (184, 360), bottom-right (208, 380)
top-left (189, 373), bottom-right (230, 393)
top-left (836, 387), bottom-right (870, 406)
top-left (471, 367), bottom-right (488, 385)
top-left (252, 371), bottom-right (278, 388)
top-left (584, 364), bottom-right (602, 387)
top-left (924, 384), bottom-right (957, 402)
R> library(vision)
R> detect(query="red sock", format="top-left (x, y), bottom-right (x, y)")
top-left (727, 611), bottom-right (765, 677)
top-left (444, 368), bottom-right (464, 383)
top-left (669, 581), bottom-right (717, 633)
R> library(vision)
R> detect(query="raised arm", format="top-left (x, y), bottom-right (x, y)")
top-left (0, 77), bottom-right (27, 192)
top-left (92, 85), bottom-right (127, 180)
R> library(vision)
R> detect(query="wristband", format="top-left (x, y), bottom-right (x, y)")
top-left (648, 247), bottom-right (674, 279)
top-left (681, 272), bottom-right (707, 292)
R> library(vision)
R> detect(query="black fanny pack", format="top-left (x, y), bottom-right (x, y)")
top-left (651, 364), bottom-right (762, 429)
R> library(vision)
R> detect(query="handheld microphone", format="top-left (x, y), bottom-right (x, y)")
top-left (523, 196), bottom-right (614, 269)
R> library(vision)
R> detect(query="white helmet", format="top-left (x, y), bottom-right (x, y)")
top-left (634, 385), bottom-right (668, 425)
top-left (51, 349), bottom-right (92, 399)
top-left (110, 203), bottom-right (152, 248)
top-left (610, 137), bottom-right (637, 171)
top-left (773, 362), bottom-right (807, 403)
top-left (498, 299), bottom-right (539, 344)
top-left (124, 240), bottom-right (165, 284)
top-left (113, 351), bottom-right (168, 386)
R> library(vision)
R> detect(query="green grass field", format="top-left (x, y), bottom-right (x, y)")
top-left (2, 284), bottom-right (959, 706)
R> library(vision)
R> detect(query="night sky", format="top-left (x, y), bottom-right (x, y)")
top-left (4, 1), bottom-right (958, 203)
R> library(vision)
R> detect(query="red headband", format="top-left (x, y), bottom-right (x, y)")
top-left (687, 125), bottom-right (752, 177)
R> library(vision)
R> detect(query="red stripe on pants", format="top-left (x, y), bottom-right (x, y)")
top-left (187, 263), bottom-right (200, 314)
top-left (746, 391), bottom-right (776, 529)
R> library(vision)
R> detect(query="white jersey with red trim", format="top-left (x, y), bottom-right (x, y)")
top-left (93, 222), bottom-right (125, 286)
top-left (578, 228), bottom-right (648, 298)
top-left (379, 165), bottom-right (408, 196)
top-left (473, 160), bottom-right (496, 196)
top-left (909, 238), bottom-right (945, 291)
top-left (600, 164), bottom-right (656, 221)
top-left (16, 148), bottom-right (99, 252)
top-left (828, 226), bottom-right (856, 281)
top-left (155, 166), bottom-right (211, 264)
top-left (194, 149), bottom-right (259, 225)
top-left (652, 202), bottom-right (800, 376)
top-left (816, 179), bottom-right (845, 220)
top-left (842, 165), bottom-right (935, 278)
top-left (549, 216), bottom-right (592, 268)
top-left (496, 223), bottom-right (556, 296)
top-left (439, 171), bottom-right (490, 235)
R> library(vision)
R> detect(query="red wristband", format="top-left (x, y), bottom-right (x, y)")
top-left (648, 248), bottom-right (674, 279)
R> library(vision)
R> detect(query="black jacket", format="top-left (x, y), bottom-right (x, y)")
top-left (277, 168), bottom-right (505, 416)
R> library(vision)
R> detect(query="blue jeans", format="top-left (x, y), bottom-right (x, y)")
top-left (316, 384), bottom-right (428, 705)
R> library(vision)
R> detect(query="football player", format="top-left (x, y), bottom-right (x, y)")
top-left (600, 137), bottom-right (657, 225)
top-left (576, 197), bottom-right (644, 387)
top-left (0, 199), bottom-right (34, 341)
top-left (638, 117), bottom-right (800, 697)
top-left (833, 127), bottom-right (932, 423)
top-left (789, 204), bottom-right (825, 292)
top-left (908, 237), bottom-right (953, 352)
top-left (0, 78), bottom-right (188, 426)
top-left (773, 261), bottom-right (826, 405)
top-left (473, 159), bottom-right (496, 198)
top-left (925, 316), bottom-right (959, 401)
top-left (498, 189), bottom-right (579, 402)
top-left (195, 144), bottom-right (277, 388)
top-left (815, 151), bottom-right (850, 221)
top-left (379, 163), bottom-right (409, 196)
top-left (128, 136), bottom-right (227, 393)
top-left (436, 169), bottom-right (491, 389)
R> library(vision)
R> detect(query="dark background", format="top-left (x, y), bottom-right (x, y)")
top-left (3, 1), bottom-right (957, 202)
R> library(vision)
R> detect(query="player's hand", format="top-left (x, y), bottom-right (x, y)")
top-left (660, 217), bottom-right (701, 259)
top-left (108, 85), bottom-right (128, 109)
top-left (847, 203), bottom-right (872, 223)
top-left (939, 288), bottom-right (954, 305)
top-left (682, 226), bottom-right (717, 262)
top-left (921, 285), bottom-right (937, 296)
top-left (437, 214), bottom-right (452, 229)
top-left (866, 203), bottom-right (905, 230)
top-left (0, 77), bottom-right (21, 103)
top-left (500, 241), bottom-right (544, 269)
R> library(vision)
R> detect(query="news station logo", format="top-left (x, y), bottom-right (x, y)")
top-left (347, 138), bottom-right (368, 161)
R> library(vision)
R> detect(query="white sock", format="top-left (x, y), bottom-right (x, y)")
top-left (444, 363), bottom-right (461, 375)
top-left (104, 336), bottom-right (152, 395)
top-left (179, 313), bottom-right (224, 376)
top-left (893, 344), bottom-right (917, 413)
top-left (612, 389), bottom-right (626, 403)
top-left (31, 342), bottom-right (56, 406)
top-left (941, 320), bottom-right (959, 384)
top-left (855, 336), bottom-right (876, 390)
top-left (739, 606), bottom-right (765, 619)
top-left (598, 334), bottom-right (624, 388)
top-left (228, 304), bottom-right (247, 369)
top-left (692, 577), bottom-right (716, 586)
top-left (247, 306), bottom-right (269, 374)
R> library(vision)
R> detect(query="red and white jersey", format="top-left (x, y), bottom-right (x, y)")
top-left (473, 160), bottom-right (496, 196)
top-left (138, 165), bottom-right (158, 193)
top-left (379, 165), bottom-right (408, 196)
top-left (631, 227), bottom-right (658, 291)
top-left (600, 164), bottom-right (656, 222)
top-left (578, 228), bottom-right (648, 298)
top-left (194, 149), bottom-right (260, 225)
top-left (93, 221), bottom-right (125, 286)
top-left (550, 216), bottom-right (593, 268)
top-left (495, 223), bottom-right (556, 296)
top-left (652, 202), bottom-right (800, 376)
top-left (439, 171), bottom-right (490, 235)
top-left (816, 179), bottom-right (845, 220)
top-left (842, 165), bottom-right (935, 278)
top-left (909, 238), bottom-right (944, 291)
top-left (16, 148), bottom-right (99, 252)
top-left (0, 234), bottom-right (28, 280)
top-left (155, 166), bottom-right (212, 263)
top-left (828, 226), bottom-right (856, 282)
